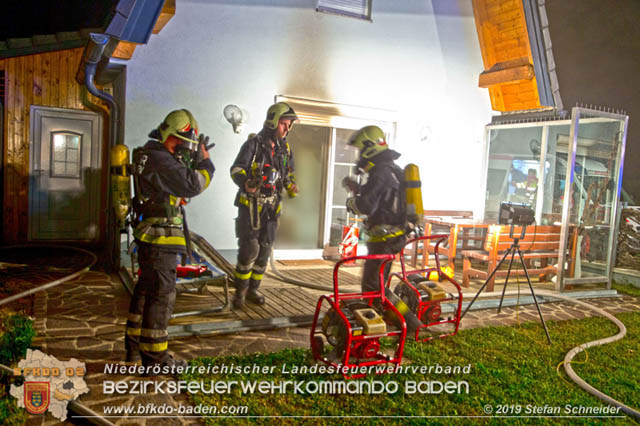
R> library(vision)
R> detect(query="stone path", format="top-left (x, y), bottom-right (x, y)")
top-left (2, 261), bottom-right (638, 426)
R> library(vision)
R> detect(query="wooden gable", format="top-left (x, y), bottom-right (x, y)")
top-left (472, 0), bottom-right (543, 112)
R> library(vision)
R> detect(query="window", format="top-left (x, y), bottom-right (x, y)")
top-left (316, 0), bottom-right (372, 21)
top-left (51, 132), bottom-right (82, 178)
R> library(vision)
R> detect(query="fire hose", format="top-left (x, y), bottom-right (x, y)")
top-left (0, 245), bottom-right (97, 307)
top-left (268, 251), bottom-right (356, 293)
top-left (481, 289), bottom-right (639, 421)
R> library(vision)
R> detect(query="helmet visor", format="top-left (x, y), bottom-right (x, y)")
top-left (176, 128), bottom-right (198, 150)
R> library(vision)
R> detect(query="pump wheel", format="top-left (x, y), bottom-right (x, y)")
top-left (322, 308), bottom-right (349, 357)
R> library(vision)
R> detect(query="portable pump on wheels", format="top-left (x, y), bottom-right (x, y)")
top-left (310, 254), bottom-right (408, 379)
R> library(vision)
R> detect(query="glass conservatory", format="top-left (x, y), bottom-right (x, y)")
top-left (480, 107), bottom-right (628, 291)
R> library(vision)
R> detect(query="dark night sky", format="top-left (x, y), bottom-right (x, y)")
top-left (1, 0), bottom-right (118, 40)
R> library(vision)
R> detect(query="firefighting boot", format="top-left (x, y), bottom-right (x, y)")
top-left (247, 278), bottom-right (265, 305)
top-left (233, 279), bottom-right (249, 309)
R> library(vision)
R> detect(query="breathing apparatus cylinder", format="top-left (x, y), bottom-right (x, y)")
top-left (384, 288), bottom-right (422, 335)
top-left (404, 163), bottom-right (423, 224)
top-left (110, 144), bottom-right (131, 228)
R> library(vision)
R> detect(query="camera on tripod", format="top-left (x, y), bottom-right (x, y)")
top-left (498, 202), bottom-right (535, 226)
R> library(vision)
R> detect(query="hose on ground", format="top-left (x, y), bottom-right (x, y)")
top-left (0, 245), bottom-right (97, 307)
top-left (475, 289), bottom-right (639, 421)
top-left (268, 251), bottom-right (358, 293)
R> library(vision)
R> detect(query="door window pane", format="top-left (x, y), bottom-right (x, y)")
top-left (51, 132), bottom-right (81, 178)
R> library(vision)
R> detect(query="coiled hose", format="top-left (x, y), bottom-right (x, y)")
top-left (491, 289), bottom-right (639, 421)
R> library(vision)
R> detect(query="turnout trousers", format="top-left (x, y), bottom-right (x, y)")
top-left (234, 204), bottom-right (279, 292)
top-left (362, 234), bottom-right (407, 293)
top-left (124, 243), bottom-right (178, 366)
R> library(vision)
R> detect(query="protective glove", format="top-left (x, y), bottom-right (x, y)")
top-left (195, 134), bottom-right (214, 163)
top-left (286, 182), bottom-right (299, 198)
top-left (346, 197), bottom-right (360, 215)
top-left (341, 176), bottom-right (360, 194)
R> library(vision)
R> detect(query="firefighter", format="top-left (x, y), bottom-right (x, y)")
top-left (345, 125), bottom-right (422, 334)
top-left (125, 109), bottom-right (214, 368)
top-left (230, 102), bottom-right (299, 308)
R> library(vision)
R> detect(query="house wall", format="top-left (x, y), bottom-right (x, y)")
top-left (124, 0), bottom-right (493, 250)
top-left (0, 48), bottom-right (109, 244)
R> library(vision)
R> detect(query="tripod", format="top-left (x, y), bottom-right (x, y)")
top-left (460, 224), bottom-right (551, 344)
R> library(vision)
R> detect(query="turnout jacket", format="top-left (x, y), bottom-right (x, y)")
top-left (230, 131), bottom-right (296, 215)
top-left (348, 149), bottom-right (405, 240)
top-left (133, 139), bottom-right (215, 251)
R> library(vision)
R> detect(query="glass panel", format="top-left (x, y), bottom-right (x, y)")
top-left (565, 116), bottom-right (625, 280)
top-left (53, 135), bottom-right (66, 161)
top-left (484, 127), bottom-right (544, 221)
top-left (332, 164), bottom-right (356, 206)
top-left (329, 207), bottom-right (349, 246)
top-left (51, 132), bottom-right (81, 178)
top-left (275, 125), bottom-right (328, 249)
top-left (66, 162), bottom-right (79, 176)
top-left (540, 124), bottom-right (571, 225)
top-left (66, 148), bottom-right (79, 162)
top-left (66, 135), bottom-right (80, 149)
top-left (53, 162), bottom-right (65, 175)
top-left (328, 128), bottom-right (361, 246)
top-left (334, 129), bottom-right (359, 164)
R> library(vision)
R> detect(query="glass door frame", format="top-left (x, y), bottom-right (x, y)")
top-left (482, 107), bottom-right (628, 291)
top-left (556, 106), bottom-right (628, 291)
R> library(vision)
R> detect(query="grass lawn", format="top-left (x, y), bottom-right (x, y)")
top-left (182, 306), bottom-right (639, 425)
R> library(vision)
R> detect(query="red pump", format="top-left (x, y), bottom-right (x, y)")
top-left (387, 235), bottom-right (463, 342)
top-left (310, 254), bottom-right (406, 379)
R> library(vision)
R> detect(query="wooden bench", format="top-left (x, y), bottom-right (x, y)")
top-left (461, 225), bottom-right (563, 292)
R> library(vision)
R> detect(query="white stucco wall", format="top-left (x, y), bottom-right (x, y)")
top-left (124, 0), bottom-right (493, 250)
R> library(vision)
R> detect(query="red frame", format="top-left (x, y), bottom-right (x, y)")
top-left (310, 254), bottom-right (406, 379)
top-left (387, 234), bottom-right (464, 342)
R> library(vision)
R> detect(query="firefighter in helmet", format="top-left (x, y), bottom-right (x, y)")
top-left (344, 125), bottom-right (422, 334)
top-left (125, 109), bottom-right (214, 368)
top-left (230, 102), bottom-right (299, 308)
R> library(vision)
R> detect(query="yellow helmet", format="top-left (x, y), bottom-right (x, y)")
top-left (158, 109), bottom-right (199, 148)
top-left (264, 102), bottom-right (298, 130)
top-left (348, 125), bottom-right (388, 159)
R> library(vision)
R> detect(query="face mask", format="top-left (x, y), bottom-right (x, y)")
top-left (175, 145), bottom-right (197, 169)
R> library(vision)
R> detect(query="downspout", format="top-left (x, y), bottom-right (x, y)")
top-left (84, 33), bottom-right (121, 269)
top-left (84, 33), bottom-right (119, 148)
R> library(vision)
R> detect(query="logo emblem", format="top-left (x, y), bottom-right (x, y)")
top-left (24, 382), bottom-right (50, 414)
